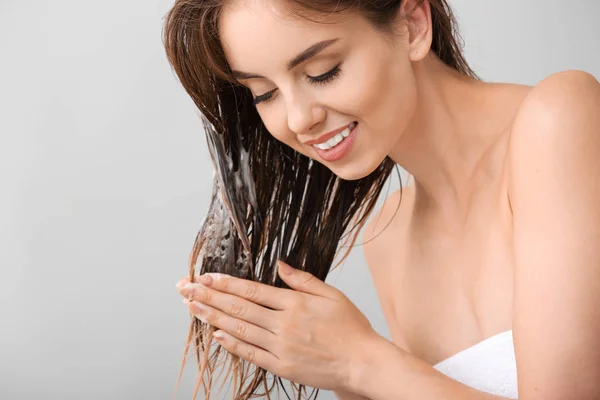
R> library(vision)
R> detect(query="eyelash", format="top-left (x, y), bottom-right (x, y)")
top-left (252, 64), bottom-right (342, 105)
top-left (308, 64), bottom-right (342, 84)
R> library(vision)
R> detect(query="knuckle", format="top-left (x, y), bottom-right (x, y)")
top-left (229, 300), bottom-right (246, 317)
top-left (272, 320), bottom-right (284, 335)
top-left (303, 274), bottom-right (316, 285)
top-left (234, 321), bottom-right (248, 338)
top-left (219, 276), bottom-right (230, 291)
top-left (198, 289), bottom-right (211, 303)
top-left (279, 319), bottom-right (292, 335)
top-left (245, 347), bottom-right (256, 363)
top-left (206, 310), bottom-right (218, 325)
top-left (288, 296), bottom-right (302, 311)
top-left (230, 339), bottom-right (240, 353)
top-left (185, 286), bottom-right (196, 299)
top-left (243, 284), bottom-right (259, 301)
top-left (278, 341), bottom-right (290, 355)
top-left (282, 295), bottom-right (297, 310)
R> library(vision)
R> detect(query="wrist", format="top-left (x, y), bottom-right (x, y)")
top-left (347, 334), bottom-right (401, 396)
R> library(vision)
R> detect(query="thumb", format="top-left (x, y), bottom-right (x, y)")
top-left (277, 260), bottom-right (333, 297)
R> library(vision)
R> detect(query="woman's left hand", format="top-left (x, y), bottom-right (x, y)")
top-left (176, 260), bottom-right (380, 392)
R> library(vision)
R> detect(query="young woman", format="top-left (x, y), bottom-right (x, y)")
top-left (164, 0), bottom-right (600, 399)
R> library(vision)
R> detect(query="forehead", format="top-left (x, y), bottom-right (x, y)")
top-left (219, 0), bottom-right (357, 72)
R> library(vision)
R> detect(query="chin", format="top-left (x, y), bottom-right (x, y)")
top-left (328, 156), bottom-right (386, 181)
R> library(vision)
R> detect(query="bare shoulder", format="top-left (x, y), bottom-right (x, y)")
top-left (526, 69), bottom-right (599, 100)
top-left (510, 70), bottom-right (600, 139)
top-left (508, 69), bottom-right (600, 194)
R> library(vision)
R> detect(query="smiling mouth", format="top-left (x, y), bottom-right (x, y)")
top-left (312, 122), bottom-right (357, 151)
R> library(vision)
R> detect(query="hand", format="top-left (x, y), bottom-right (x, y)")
top-left (176, 260), bottom-right (380, 392)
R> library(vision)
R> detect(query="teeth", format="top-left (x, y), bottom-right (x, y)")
top-left (313, 122), bottom-right (356, 150)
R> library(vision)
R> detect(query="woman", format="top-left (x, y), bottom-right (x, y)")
top-left (163, 0), bottom-right (600, 399)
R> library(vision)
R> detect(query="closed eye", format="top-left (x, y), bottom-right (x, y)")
top-left (307, 64), bottom-right (342, 84)
top-left (252, 90), bottom-right (276, 105)
top-left (252, 64), bottom-right (342, 106)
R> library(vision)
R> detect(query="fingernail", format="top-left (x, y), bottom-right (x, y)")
top-left (182, 299), bottom-right (207, 323)
top-left (180, 283), bottom-right (196, 298)
top-left (190, 300), bottom-right (207, 314)
top-left (200, 275), bottom-right (213, 286)
top-left (190, 301), bottom-right (208, 323)
top-left (278, 261), bottom-right (294, 275)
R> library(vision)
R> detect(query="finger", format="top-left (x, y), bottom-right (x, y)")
top-left (184, 299), bottom-right (278, 355)
top-left (179, 282), bottom-right (278, 332)
top-left (175, 276), bottom-right (191, 289)
top-left (199, 273), bottom-right (293, 310)
top-left (212, 329), bottom-right (279, 373)
top-left (277, 261), bottom-right (335, 298)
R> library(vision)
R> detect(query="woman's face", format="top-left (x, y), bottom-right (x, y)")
top-left (219, 1), bottom-right (419, 180)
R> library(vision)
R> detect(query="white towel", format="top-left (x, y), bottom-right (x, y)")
top-left (433, 330), bottom-right (518, 399)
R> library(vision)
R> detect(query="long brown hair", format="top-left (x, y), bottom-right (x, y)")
top-left (162, 1), bottom-right (476, 399)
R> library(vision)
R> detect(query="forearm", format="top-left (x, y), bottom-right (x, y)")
top-left (333, 389), bottom-right (370, 400)
top-left (348, 336), bottom-right (510, 400)
top-left (334, 390), bottom-right (370, 400)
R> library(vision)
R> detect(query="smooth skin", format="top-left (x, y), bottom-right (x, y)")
top-left (177, 0), bottom-right (600, 399)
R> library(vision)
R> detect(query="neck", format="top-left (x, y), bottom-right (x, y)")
top-left (388, 56), bottom-right (505, 223)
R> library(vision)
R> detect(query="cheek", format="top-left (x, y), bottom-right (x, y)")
top-left (348, 60), bottom-right (417, 129)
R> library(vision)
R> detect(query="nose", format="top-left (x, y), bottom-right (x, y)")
top-left (286, 92), bottom-right (325, 135)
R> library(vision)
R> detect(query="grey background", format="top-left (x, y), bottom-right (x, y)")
top-left (1, 1), bottom-right (599, 399)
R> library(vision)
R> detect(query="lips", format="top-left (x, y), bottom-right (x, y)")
top-left (312, 121), bottom-right (357, 150)
top-left (303, 122), bottom-right (356, 145)
top-left (311, 121), bottom-right (358, 162)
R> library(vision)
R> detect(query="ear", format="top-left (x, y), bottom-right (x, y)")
top-left (400, 0), bottom-right (433, 62)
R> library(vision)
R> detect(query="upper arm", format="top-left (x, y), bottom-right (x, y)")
top-left (508, 70), bottom-right (600, 400)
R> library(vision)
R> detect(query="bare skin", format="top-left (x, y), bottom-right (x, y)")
top-left (341, 81), bottom-right (528, 400)
top-left (176, 0), bottom-right (600, 398)
top-left (364, 157), bottom-right (515, 367)
top-left (363, 81), bottom-right (531, 367)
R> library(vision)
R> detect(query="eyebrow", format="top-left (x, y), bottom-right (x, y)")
top-left (230, 38), bottom-right (340, 80)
